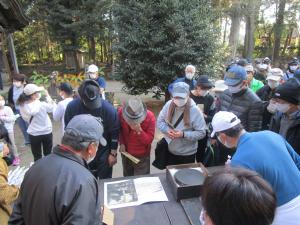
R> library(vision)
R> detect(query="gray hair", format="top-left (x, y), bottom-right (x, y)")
top-left (185, 65), bottom-right (196, 73)
top-left (61, 133), bottom-right (98, 151)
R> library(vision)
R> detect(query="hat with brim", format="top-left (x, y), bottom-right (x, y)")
top-left (65, 114), bottom-right (107, 146)
top-left (78, 80), bottom-right (101, 110)
top-left (196, 75), bottom-right (214, 89)
top-left (23, 84), bottom-right (43, 96)
top-left (224, 66), bottom-right (247, 86)
top-left (211, 111), bottom-right (241, 137)
top-left (172, 82), bottom-right (190, 98)
top-left (123, 98), bottom-right (147, 124)
top-left (266, 75), bottom-right (281, 82)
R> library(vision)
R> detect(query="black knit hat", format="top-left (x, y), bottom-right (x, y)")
top-left (273, 79), bottom-right (300, 105)
top-left (196, 75), bottom-right (214, 89)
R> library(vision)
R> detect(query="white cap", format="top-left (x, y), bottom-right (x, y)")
top-left (87, 64), bottom-right (99, 73)
top-left (212, 80), bottom-right (228, 92)
top-left (23, 84), bottom-right (43, 96)
top-left (211, 111), bottom-right (241, 137)
top-left (245, 64), bottom-right (254, 72)
top-left (266, 68), bottom-right (283, 82)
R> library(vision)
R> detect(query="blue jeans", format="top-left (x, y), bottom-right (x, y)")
top-left (15, 109), bottom-right (30, 144)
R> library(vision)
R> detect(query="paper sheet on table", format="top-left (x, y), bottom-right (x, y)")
top-left (104, 177), bottom-right (168, 209)
top-left (8, 166), bottom-right (30, 187)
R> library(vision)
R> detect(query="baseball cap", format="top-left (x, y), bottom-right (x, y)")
top-left (273, 79), bottom-right (300, 105)
top-left (211, 111), bottom-right (241, 137)
top-left (224, 65), bottom-right (247, 86)
top-left (78, 80), bottom-right (101, 110)
top-left (65, 114), bottom-right (107, 146)
top-left (58, 82), bottom-right (73, 94)
top-left (266, 68), bottom-right (283, 82)
top-left (172, 82), bottom-right (190, 98)
top-left (245, 64), bottom-right (254, 73)
top-left (87, 64), bottom-right (99, 73)
top-left (23, 84), bottom-right (43, 96)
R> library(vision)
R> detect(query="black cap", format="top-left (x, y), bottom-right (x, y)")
top-left (196, 75), bottom-right (214, 89)
top-left (288, 57), bottom-right (299, 66)
top-left (78, 80), bottom-right (101, 109)
top-left (274, 79), bottom-right (300, 105)
top-left (237, 59), bottom-right (248, 67)
top-left (58, 82), bottom-right (73, 95)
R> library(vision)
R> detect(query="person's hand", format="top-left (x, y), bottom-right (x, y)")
top-left (172, 130), bottom-right (183, 138)
top-left (130, 123), bottom-right (142, 133)
top-left (108, 154), bottom-right (117, 167)
top-left (3, 144), bottom-right (9, 157)
top-left (167, 129), bottom-right (176, 139)
top-left (119, 144), bottom-right (126, 152)
top-left (203, 114), bottom-right (208, 119)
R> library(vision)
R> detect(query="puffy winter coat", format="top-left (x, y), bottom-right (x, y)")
top-left (219, 88), bottom-right (263, 132)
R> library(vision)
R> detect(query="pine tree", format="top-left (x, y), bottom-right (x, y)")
top-left (114, 0), bottom-right (220, 98)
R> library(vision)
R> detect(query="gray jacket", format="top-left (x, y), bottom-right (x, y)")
top-left (9, 146), bottom-right (101, 225)
top-left (157, 99), bottom-right (206, 156)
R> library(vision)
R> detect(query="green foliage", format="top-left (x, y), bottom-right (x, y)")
top-left (30, 71), bottom-right (50, 87)
top-left (114, 0), bottom-right (221, 98)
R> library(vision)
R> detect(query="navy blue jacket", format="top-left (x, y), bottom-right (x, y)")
top-left (64, 98), bottom-right (120, 151)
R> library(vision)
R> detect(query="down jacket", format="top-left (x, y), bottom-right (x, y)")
top-left (219, 88), bottom-right (263, 132)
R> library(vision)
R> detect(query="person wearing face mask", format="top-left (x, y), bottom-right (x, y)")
top-left (211, 111), bottom-right (300, 225)
top-left (0, 143), bottom-right (19, 225)
top-left (0, 95), bottom-right (20, 165)
top-left (64, 80), bottom-right (120, 179)
top-left (245, 64), bottom-right (264, 92)
top-left (254, 57), bottom-right (272, 83)
top-left (52, 82), bottom-right (73, 135)
top-left (86, 64), bottom-right (106, 100)
top-left (9, 115), bottom-right (105, 225)
top-left (190, 75), bottom-right (215, 163)
top-left (17, 84), bottom-right (56, 162)
top-left (168, 65), bottom-right (197, 96)
top-left (7, 73), bottom-right (31, 146)
top-left (220, 65), bottom-right (263, 132)
top-left (269, 79), bottom-right (300, 155)
top-left (118, 98), bottom-right (155, 176)
top-left (200, 168), bottom-right (276, 225)
top-left (157, 82), bottom-right (206, 165)
top-left (256, 68), bottom-right (283, 130)
top-left (283, 58), bottom-right (299, 81)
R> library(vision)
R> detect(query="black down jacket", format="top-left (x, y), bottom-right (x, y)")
top-left (219, 88), bottom-right (263, 132)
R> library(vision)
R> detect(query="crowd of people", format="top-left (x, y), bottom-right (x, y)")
top-left (0, 58), bottom-right (298, 224)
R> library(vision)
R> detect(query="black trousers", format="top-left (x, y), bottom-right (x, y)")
top-left (89, 145), bottom-right (113, 179)
top-left (167, 151), bottom-right (195, 166)
top-left (29, 133), bottom-right (53, 161)
top-left (195, 134), bottom-right (208, 163)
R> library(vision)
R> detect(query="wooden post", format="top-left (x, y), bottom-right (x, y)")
top-left (7, 33), bottom-right (19, 73)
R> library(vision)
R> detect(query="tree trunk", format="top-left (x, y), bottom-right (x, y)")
top-left (243, 0), bottom-right (261, 59)
top-left (272, 0), bottom-right (286, 63)
top-left (281, 27), bottom-right (293, 56)
top-left (223, 17), bottom-right (228, 45)
top-left (228, 2), bottom-right (242, 58)
top-left (88, 36), bottom-right (96, 62)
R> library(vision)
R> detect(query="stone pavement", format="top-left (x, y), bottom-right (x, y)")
top-left (9, 80), bottom-right (165, 178)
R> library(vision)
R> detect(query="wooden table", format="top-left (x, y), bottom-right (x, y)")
top-left (98, 167), bottom-right (224, 225)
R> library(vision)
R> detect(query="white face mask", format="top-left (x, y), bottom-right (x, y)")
top-left (199, 90), bottom-right (209, 97)
top-left (276, 103), bottom-right (290, 113)
top-left (89, 73), bottom-right (98, 79)
top-left (36, 93), bottom-right (41, 100)
top-left (217, 134), bottom-right (234, 149)
top-left (0, 100), bottom-right (5, 107)
top-left (267, 80), bottom-right (279, 89)
top-left (13, 82), bottom-right (22, 88)
top-left (186, 72), bottom-right (194, 80)
top-left (173, 98), bottom-right (188, 107)
top-left (267, 102), bottom-right (277, 113)
top-left (86, 155), bottom-right (96, 164)
top-left (290, 66), bottom-right (298, 72)
top-left (228, 83), bottom-right (244, 94)
top-left (199, 209), bottom-right (206, 225)
top-left (259, 64), bottom-right (268, 70)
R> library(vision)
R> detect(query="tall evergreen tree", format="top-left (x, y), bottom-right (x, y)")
top-left (114, 0), bottom-right (220, 98)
